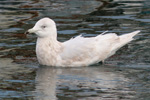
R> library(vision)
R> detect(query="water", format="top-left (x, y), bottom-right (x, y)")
top-left (0, 0), bottom-right (150, 100)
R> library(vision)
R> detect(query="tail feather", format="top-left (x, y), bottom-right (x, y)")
top-left (119, 30), bottom-right (140, 46)
top-left (108, 30), bottom-right (140, 58)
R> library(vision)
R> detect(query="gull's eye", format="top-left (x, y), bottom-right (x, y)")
top-left (41, 25), bottom-right (46, 29)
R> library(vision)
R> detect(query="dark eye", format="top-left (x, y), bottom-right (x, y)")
top-left (41, 25), bottom-right (46, 29)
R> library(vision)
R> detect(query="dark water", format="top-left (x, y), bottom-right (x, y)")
top-left (0, 0), bottom-right (150, 100)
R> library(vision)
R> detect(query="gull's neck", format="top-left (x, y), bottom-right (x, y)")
top-left (36, 36), bottom-right (62, 66)
top-left (36, 36), bottom-right (61, 50)
top-left (37, 36), bottom-right (57, 43)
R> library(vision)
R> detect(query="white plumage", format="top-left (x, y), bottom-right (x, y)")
top-left (26, 17), bottom-right (140, 67)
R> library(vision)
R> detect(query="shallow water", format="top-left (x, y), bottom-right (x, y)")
top-left (0, 0), bottom-right (150, 100)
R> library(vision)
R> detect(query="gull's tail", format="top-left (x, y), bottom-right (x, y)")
top-left (109, 30), bottom-right (140, 58)
top-left (119, 30), bottom-right (140, 47)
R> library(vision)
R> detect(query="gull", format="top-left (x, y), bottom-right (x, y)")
top-left (25, 17), bottom-right (140, 67)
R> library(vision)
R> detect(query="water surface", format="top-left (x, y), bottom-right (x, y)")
top-left (0, 0), bottom-right (150, 100)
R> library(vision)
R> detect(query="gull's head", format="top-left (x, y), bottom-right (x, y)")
top-left (25, 17), bottom-right (57, 38)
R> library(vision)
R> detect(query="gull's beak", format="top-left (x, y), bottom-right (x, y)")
top-left (24, 28), bottom-right (36, 34)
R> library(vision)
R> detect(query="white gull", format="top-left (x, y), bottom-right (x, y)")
top-left (25, 17), bottom-right (140, 67)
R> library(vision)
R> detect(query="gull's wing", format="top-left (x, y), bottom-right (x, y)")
top-left (59, 30), bottom-right (139, 66)
top-left (60, 33), bottom-right (119, 66)
top-left (61, 35), bottom-right (95, 59)
top-left (60, 35), bottom-right (99, 65)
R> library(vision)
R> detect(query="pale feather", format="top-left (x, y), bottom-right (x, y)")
top-left (60, 31), bottom-right (140, 67)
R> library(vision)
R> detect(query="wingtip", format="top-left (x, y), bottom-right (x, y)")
top-left (134, 30), bottom-right (141, 35)
top-left (131, 30), bottom-right (140, 35)
top-left (136, 30), bottom-right (141, 33)
top-left (129, 30), bottom-right (140, 39)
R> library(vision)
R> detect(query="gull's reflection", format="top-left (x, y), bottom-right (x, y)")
top-left (34, 65), bottom-right (132, 100)
top-left (35, 67), bottom-right (57, 100)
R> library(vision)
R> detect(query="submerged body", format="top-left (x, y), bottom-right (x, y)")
top-left (26, 18), bottom-right (140, 67)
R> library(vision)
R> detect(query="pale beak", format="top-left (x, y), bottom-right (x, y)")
top-left (24, 28), bottom-right (36, 34)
